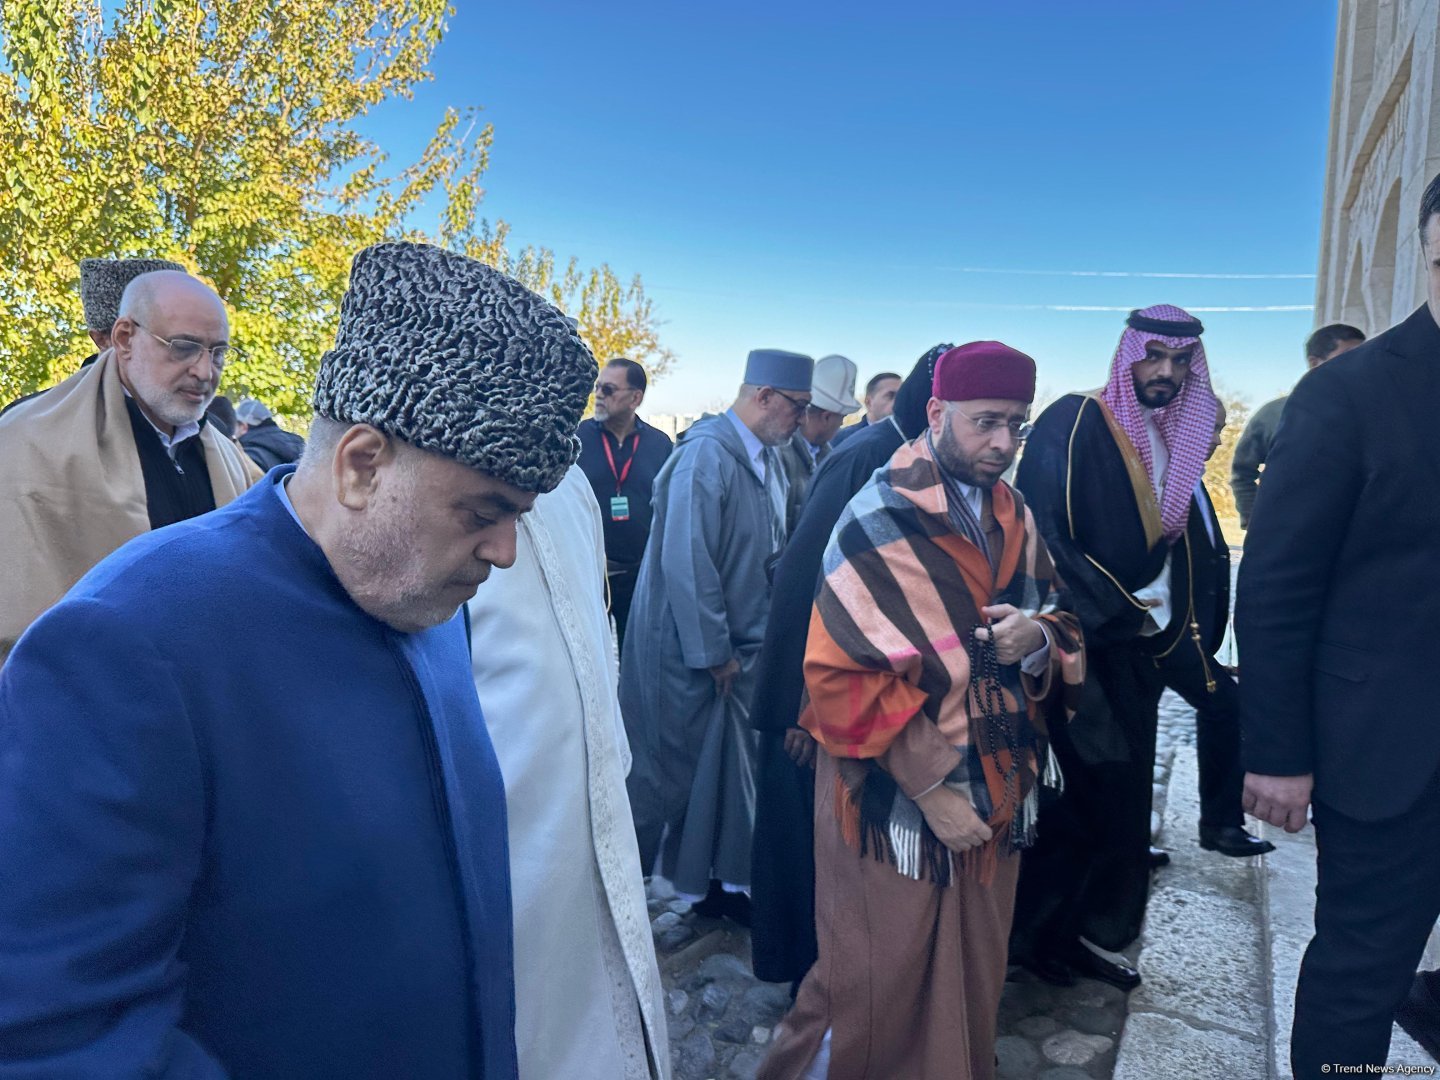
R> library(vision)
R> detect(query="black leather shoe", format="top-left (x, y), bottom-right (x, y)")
top-left (1020, 953), bottom-right (1076, 988)
top-left (1148, 846), bottom-right (1171, 869)
top-left (1199, 825), bottom-right (1276, 858)
top-left (1396, 970), bottom-right (1440, 1061)
top-left (691, 880), bottom-right (752, 927)
top-left (1066, 945), bottom-right (1142, 992)
top-left (690, 879), bottom-right (729, 920)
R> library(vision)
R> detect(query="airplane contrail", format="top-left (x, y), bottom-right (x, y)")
top-left (644, 285), bottom-right (1314, 314)
top-left (1047, 304), bottom-right (1314, 312)
top-left (939, 267), bottom-right (1315, 280)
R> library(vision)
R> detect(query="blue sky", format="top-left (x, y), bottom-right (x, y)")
top-left (368, 0), bottom-right (1340, 414)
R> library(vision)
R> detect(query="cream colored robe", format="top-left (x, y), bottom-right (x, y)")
top-left (0, 351), bottom-right (258, 662)
top-left (468, 465), bottom-right (670, 1080)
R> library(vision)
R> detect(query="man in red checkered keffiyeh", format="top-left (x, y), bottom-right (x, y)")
top-left (1009, 303), bottom-right (1237, 994)
top-left (1098, 304), bottom-right (1218, 542)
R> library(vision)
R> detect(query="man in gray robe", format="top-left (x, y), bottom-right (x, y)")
top-left (622, 349), bottom-right (814, 921)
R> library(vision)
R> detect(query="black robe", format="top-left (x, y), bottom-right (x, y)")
top-left (1159, 484), bottom-right (1246, 830)
top-left (1011, 392), bottom-right (1206, 953)
top-left (748, 353), bottom-right (939, 985)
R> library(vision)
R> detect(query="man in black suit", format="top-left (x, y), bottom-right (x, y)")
top-left (1157, 401), bottom-right (1273, 859)
top-left (1236, 171), bottom-right (1440, 1076)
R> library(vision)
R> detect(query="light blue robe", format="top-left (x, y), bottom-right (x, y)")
top-left (621, 412), bottom-right (782, 894)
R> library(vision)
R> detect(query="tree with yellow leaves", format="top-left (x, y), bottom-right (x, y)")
top-left (1204, 387), bottom-right (1250, 534)
top-left (0, 0), bottom-right (673, 414)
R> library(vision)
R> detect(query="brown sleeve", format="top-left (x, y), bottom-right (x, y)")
top-left (879, 710), bottom-right (963, 800)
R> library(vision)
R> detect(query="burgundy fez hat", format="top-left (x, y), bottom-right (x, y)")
top-left (932, 341), bottom-right (1037, 403)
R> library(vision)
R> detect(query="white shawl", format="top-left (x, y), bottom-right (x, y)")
top-left (468, 466), bottom-right (669, 1080)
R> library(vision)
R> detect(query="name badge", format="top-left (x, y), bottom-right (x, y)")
top-left (610, 496), bottom-right (631, 522)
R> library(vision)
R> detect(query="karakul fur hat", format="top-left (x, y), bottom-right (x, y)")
top-left (313, 242), bottom-right (597, 494)
top-left (80, 257), bottom-right (185, 331)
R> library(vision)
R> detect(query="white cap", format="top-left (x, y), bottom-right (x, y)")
top-left (809, 354), bottom-right (862, 415)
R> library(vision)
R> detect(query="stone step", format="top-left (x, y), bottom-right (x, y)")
top-left (1114, 745), bottom-right (1269, 1079)
top-left (1114, 745), bottom-right (1440, 1079)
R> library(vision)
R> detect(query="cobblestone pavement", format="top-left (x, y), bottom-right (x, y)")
top-left (650, 691), bottom-right (1198, 1080)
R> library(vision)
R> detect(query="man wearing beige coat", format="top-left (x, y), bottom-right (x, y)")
top-left (0, 269), bottom-right (258, 661)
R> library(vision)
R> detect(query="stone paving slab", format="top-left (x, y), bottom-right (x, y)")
top-left (1114, 744), bottom-right (1269, 1079)
top-left (1128, 884), bottom-right (1266, 1038)
top-left (1116, 1012), bottom-right (1267, 1080)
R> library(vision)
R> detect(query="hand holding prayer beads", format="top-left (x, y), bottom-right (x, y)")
top-left (973, 603), bottom-right (1046, 665)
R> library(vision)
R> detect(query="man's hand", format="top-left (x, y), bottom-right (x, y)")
top-left (783, 727), bottom-right (816, 768)
top-left (975, 604), bottom-right (1047, 664)
top-left (914, 785), bottom-right (994, 853)
top-left (1242, 772), bottom-right (1313, 833)
top-left (709, 658), bottom-right (741, 697)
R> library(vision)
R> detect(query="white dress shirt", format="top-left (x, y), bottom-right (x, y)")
top-left (1134, 408), bottom-right (1173, 636)
top-left (123, 386), bottom-right (201, 462)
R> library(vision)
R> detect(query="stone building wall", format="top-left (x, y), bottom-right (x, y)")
top-left (1316, 0), bottom-right (1440, 332)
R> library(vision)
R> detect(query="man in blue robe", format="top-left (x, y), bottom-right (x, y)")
top-left (0, 242), bottom-right (596, 1078)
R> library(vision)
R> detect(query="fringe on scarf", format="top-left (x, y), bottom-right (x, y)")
top-left (832, 766), bottom-right (1035, 888)
top-left (1041, 740), bottom-right (1064, 793)
top-left (1005, 740), bottom-right (1064, 852)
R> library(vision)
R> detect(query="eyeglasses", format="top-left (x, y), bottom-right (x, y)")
top-left (595, 382), bottom-right (633, 398)
top-left (771, 388), bottom-right (811, 417)
top-left (952, 406), bottom-right (1034, 441)
top-left (134, 322), bottom-right (242, 372)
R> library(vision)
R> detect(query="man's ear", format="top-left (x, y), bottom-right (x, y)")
top-left (110, 318), bottom-right (135, 356)
top-left (925, 396), bottom-right (947, 433)
top-left (88, 330), bottom-right (110, 351)
top-left (333, 425), bottom-right (397, 512)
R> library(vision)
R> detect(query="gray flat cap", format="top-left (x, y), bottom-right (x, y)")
top-left (312, 242), bottom-right (597, 494)
top-left (80, 257), bottom-right (185, 331)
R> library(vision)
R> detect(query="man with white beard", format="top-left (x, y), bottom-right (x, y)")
top-left (0, 269), bottom-right (258, 663)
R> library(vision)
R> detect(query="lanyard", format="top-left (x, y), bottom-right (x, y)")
top-left (601, 431), bottom-right (640, 495)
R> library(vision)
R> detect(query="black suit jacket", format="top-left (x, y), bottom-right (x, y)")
top-left (1235, 303), bottom-right (1440, 821)
top-left (1188, 484), bottom-right (1230, 658)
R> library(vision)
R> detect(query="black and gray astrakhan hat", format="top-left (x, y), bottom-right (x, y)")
top-left (313, 242), bottom-right (597, 494)
top-left (80, 257), bottom-right (186, 331)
